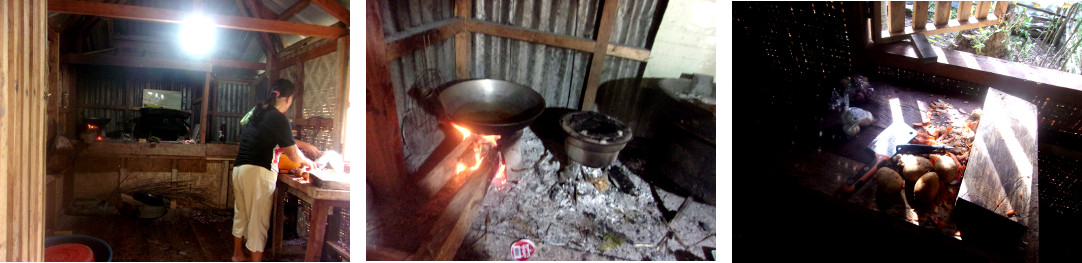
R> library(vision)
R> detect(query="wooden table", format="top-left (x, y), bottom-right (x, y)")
top-left (271, 174), bottom-right (350, 261)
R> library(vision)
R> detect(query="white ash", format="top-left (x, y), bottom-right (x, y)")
top-left (461, 127), bottom-right (683, 260)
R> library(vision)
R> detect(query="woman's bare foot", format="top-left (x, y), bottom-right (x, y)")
top-left (231, 255), bottom-right (250, 262)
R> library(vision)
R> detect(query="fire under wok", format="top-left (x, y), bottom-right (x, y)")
top-left (439, 79), bottom-right (546, 135)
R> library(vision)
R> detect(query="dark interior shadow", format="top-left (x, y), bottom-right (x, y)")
top-left (528, 107), bottom-right (578, 165)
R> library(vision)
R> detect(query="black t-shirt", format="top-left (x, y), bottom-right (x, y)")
top-left (235, 108), bottom-right (295, 171)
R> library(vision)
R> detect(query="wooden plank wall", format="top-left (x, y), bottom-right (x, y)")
top-left (0, 0), bottom-right (48, 261)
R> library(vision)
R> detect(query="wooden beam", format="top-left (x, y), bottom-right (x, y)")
top-left (277, 39), bottom-right (338, 69)
top-left (888, 1), bottom-right (906, 33)
top-left (277, 0), bottom-right (310, 21)
top-left (913, 2), bottom-right (929, 30)
top-left (47, 0), bottom-right (347, 39)
top-left (580, 0), bottom-right (620, 111)
top-left (934, 1), bottom-right (952, 26)
top-left (958, 1), bottom-right (973, 22)
top-left (62, 53), bottom-right (213, 72)
top-left (365, 0), bottom-right (408, 204)
top-left (201, 72), bottom-right (211, 143)
top-left (384, 18), bottom-right (466, 61)
top-left (455, 0), bottom-right (471, 78)
top-left (464, 20), bottom-right (651, 61)
top-left (239, 0), bottom-right (279, 62)
top-left (211, 59), bottom-right (267, 70)
top-left (310, 0), bottom-right (349, 26)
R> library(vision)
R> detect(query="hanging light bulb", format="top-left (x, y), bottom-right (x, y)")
top-left (179, 13), bottom-right (216, 56)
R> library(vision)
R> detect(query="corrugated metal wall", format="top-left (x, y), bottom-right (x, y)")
top-left (212, 81), bottom-right (253, 143)
top-left (77, 70), bottom-right (197, 137)
top-left (379, 0), bottom-right (663, 174)
top-left (380, 0), bottom-right (457, 174)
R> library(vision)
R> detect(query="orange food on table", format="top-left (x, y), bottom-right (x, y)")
top-left (279, 154), bottom-right (302, 171)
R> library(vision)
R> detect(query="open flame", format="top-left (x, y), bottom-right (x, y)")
top-left (87, 124), bottom-right (97, 129)
top-left (452, 124), bottom-right (471, 140)
top-left (494, 161), bottom-right (507, 191)
top-left (452, 123), bottom-right (509, 190)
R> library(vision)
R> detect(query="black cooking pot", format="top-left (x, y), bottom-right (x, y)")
top-left (438, 79), bottom-right (546, 135)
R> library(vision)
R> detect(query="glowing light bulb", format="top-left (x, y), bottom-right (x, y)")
top-left (179, 14), bottom-right (216, 56)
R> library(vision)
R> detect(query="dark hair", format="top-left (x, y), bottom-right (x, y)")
top-left (251, 79), bottom-right (296, 125)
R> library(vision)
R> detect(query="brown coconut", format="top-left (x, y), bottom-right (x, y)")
top-left (914, 172), bottom-right (940, 203)
top-left (876, 168), bottom-right (905, 195)
top-left (933, 154), bottom-right (959, 183)
top-left (898, 155), bottom-right (933, 183)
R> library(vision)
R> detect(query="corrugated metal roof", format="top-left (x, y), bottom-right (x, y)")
top-left (50, 0), bottom-right (349, 78)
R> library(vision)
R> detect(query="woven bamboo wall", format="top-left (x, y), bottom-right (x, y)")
top-left (0, 0), bottom-right (48, 260)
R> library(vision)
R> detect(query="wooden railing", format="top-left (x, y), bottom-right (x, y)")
top-left (872, 1), bottom-right (1010, 43)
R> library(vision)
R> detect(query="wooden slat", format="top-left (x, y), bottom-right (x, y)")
top-left (975, 1), bottom-right (992, 19)
top-left (934, 1), bottom-right (952, 26)
top-left (201, 73), bottom-right (211, 143)
top-left (913, 2), bottom-right (929, 30)
top-left (277, 0), bottom-right (309, 21)
top-left (384, 18), bottom-right (466, 61)
top-left (580, 0), bottom-right (620, 111)
top-left (889, 1), bottom-right (906, 33)
top-left (878, 15), bottom-right (1005, 43)
top-left (454, 0), bottom-right (471, 78)
top-left (958, 1), bottom-right (973, 21)
top-left (47, 0), bottom-right (347, 39)
top-left (0, 0), bottom-right (9, 259)
top-left (365, 0), bottom-right (408, 203)
top-left (310, 0), bottom-right (349, 26)
top-left (994, 1), bottom-right (1008, 17)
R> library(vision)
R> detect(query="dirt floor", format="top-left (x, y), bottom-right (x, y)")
top-left (53, 207), bottom-right (311, 262)
top-left (453, 128), bottom-right (716, 261)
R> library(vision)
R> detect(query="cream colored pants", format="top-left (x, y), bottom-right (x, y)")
top-left (232, 164), bottom-right (277, 252)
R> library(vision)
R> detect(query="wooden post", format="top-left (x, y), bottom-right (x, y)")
top-left (934, 1), bottom-right (951, 26)
top-left (200, 72), bottom-right (211, 143)
top-left (976, 1), bottom-right (992, 20)
top-left (580, 0), bottom-right (620, 111)
top-left (888, 1), bottom-right (906, 33)
top-left (365, 0), bottom-right (408, 203)
top-left (333, 36), bottom-right (349, 153)
top-left (872, 1), bottom-right (884, 43)
top-left (304, 200), bottom-right (332, 261)
top-left (913, 2), bottom-right (929, 30)
top-left (958, 1), bottom-right (973, 21)
top-left (994, 1), bottom-right (1009, 18)
top-left (454, 0), bottom-right (472, 79)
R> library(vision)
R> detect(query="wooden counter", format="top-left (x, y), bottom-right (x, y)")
top-left (271, 174), bottom-right (350, 261)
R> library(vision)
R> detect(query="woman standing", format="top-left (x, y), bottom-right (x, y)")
top-left (231, 79), bottom-right (316, 261)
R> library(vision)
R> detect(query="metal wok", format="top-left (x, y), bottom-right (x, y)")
top-left (438, 79), bottom-right (546, 135)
